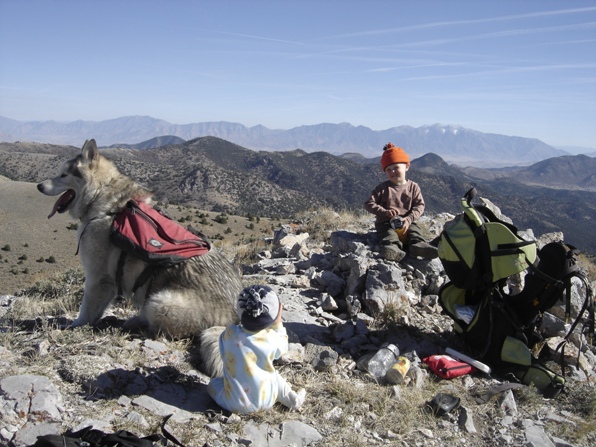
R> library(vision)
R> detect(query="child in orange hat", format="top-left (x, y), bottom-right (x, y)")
top-left (364, 143), bottom-right (438, 261)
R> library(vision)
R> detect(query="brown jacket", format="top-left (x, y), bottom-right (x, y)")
top-left (364, 179), bottom-right (425, 226)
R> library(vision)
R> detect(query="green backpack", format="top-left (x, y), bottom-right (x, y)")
top-left (438, 188), bottom-right (594, 397)
top-left (438, 187), bottom-right (537, 290)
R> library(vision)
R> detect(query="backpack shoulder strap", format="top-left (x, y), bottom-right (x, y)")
top-left (461, 188), bottom-right (485, 230)
top-left (556, 270), bottom-right (595, 380)
top-left (563, 271), bottom-right (594, 339)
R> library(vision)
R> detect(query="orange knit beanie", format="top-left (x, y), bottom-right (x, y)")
top-left (380, 142), bottom-right (410, 171)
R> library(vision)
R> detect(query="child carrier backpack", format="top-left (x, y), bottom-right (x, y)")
top-left (110, 199), bottom-right (211, 296)
top-left (438, 188), bottom-right (594, 397)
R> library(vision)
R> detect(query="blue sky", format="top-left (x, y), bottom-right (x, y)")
top-left (1, 0), bottom-right (595, 148)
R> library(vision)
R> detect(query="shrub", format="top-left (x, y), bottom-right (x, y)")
top-left (215, 214), bottom-right (228, 224)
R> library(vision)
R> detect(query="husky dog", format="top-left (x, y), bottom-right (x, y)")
top-left (37, 139), bottom-right (239, 376)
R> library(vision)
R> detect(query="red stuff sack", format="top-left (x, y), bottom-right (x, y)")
top-left (111, 200), bottom-right (210, 266)
top-left (423, 355), bottom-right (477, 379)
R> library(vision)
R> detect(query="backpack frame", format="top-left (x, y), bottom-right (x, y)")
top-left (438, 188), bottom-right (594, 395)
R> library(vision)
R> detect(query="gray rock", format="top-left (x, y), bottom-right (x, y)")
top-left (12, 423), bottom-right (62, 447)
top-left (248, 420), bottom-right (322, 447)
top-left (318, 270), bottom-right (346, 297)
top-left (541, 312), bottom-right (567, 338)
top-left (523, 421), bottom-right (556, 447)
top-left (1, 375), bottom-right (63, 421)
top-left (311, 348), bottom-right (339, 372)
top-left (364, 263), bottom-right (407, 315)
top-left (499, 389), bottom-right (518, 416)
top-left (458, 406), bottom-right (477, 434)
top-left (132, 394), bottom-right (195, 423)
top-left (551, 436), bottom-right (577, 447)
top-left (336, 253), bottom-right (372, 297)
top-left (321, 292), bottom-right (338, 311)
top-left (333, 321), bottom-right (356, 342)
top-left (329, 230), bottom-right (370, 254)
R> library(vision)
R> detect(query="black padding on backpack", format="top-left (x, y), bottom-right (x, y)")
top-left (505, 242), bottom-right (570, 326)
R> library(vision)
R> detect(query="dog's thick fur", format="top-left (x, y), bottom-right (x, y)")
top-left (37, 139), bottom-right (238, 376)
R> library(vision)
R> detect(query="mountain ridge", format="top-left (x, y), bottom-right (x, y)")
top-left (0, 115), bottom-right (574, 168)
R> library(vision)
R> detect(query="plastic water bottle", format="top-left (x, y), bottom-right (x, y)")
top-left (366, 343), bottom-right (399, 378)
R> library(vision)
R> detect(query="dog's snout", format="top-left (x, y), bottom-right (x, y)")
top-left (37, 183), bottom-right (44, 192)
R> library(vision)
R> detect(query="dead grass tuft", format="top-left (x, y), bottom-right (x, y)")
top-left (295, 207), bottom-right (372, 243)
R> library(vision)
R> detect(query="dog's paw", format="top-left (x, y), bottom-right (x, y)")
top-left (69, 318), bottom-right (85, 328)
top-left (122, 315), bottom-right (151, 335)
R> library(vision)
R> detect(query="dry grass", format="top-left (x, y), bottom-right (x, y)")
top-left (294, 207), bottom-right (372, 243)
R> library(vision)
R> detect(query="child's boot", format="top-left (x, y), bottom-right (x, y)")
top-left (381, 245), bottom-right (406, 262)
top-left (409, 242), bottom-right (438, 260)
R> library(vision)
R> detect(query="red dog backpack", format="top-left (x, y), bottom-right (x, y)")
top-left (111, 199), bottom-right (210, 266)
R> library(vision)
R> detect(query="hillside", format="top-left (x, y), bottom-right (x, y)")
top-left (0, 138), bottom-right (594, 255)
top-left (496, 155), bottom-right (596, 190)
top-left (0, 179), bottom-right (281, 294)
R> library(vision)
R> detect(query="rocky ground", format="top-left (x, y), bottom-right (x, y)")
top-left (1, 208), bottom-right (595, 447)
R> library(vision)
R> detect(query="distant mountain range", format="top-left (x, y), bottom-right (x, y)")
top-left (1, 115), bottom-right (588, 168)
top-left (1, 137), bottom-right (594, 254)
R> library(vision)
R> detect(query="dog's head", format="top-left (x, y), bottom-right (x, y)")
top-left (37, 139), bottom-right (99, 219)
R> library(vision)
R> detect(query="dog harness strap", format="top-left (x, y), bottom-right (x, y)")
top-left (116, 251), bottom-right (128, 298)
top-left (115, 251), bottom-right (156, 300)
top-left (133, 266), bottom-right (156, 296)
top-left (75, 216), bottom-right (102, 256)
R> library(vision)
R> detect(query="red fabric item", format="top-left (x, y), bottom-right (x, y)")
top-left (111, 200), bottom-right (210, 266)
top-left (423, 355), bottom-right (477, 379)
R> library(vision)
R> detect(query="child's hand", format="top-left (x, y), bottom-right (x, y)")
top-left (385, 209), bottom-right (398, 218)
top-left (273, 303), bottom-right (283, 325)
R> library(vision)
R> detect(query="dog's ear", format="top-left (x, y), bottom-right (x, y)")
top-left (80, 139), bottom-right (99, 164)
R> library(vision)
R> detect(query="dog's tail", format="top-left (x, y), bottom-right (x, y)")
top-left (200, 326), bottom-right (225, 378)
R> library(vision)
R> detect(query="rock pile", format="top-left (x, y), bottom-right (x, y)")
top-left (1, 213), bottom-right (594, 446)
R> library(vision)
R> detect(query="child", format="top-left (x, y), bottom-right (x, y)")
top-left (364, 142), bottom-right (438, 262)
top-left (208, 285), bottom-right (306, 414)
